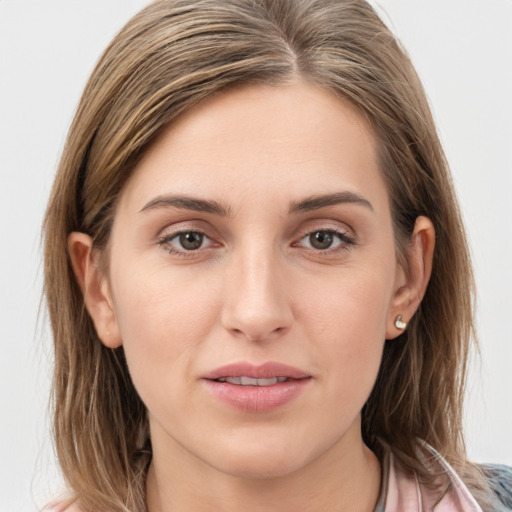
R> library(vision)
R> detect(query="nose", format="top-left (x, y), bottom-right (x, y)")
top-left (220, 244), bottom-right (293, 342)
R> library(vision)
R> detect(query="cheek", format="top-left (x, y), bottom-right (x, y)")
top-left (110, 261), bottom-right (221, 393)
top-left (301, 260), bottom-right (394, 344)
top-left (298, 262), bottom-right (394, 398)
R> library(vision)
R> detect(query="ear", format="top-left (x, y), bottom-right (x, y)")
top-left (68, 232), bottom-right (122, 348)
top-left (386, 216), bottom-right (435, 339)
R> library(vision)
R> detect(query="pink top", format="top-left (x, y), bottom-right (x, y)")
top-left (377, 446), bottom-right (482, 512)
top-left (45, 444), bottom-right (483, 512)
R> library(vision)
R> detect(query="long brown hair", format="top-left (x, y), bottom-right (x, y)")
top-left (43, 0), bottom-right (487, 510)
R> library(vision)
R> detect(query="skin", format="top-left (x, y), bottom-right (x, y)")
top-left (69, 81), bottom-right (434, 512)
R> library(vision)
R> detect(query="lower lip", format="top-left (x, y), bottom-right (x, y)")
top-left (203, 378), bottom-right (311, 413)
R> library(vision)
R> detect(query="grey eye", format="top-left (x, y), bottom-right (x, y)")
top-left (296, 229), bottom-right (350, 252)
top-left (308, 231), bottom-right (335, 250)
top-left (178, 232), bottom-right (204, 250)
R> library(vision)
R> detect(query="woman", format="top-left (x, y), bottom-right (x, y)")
top-left (43, 0), bottom-right (512, 510)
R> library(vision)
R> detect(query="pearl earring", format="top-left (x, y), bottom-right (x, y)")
top-left (394, 315), bottom-right (407, 330)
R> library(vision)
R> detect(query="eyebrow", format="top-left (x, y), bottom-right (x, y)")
top-left (139, 191), bottom-right (373, 217)
top-left (289, 191), bottom-right (374, 214)
top-left (139, 195), bottom-right (232, 216)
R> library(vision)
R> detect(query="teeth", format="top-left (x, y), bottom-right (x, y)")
top-left (218, 376), bottom-right (288, 386)
top-left (240, 376), bottom-right (259, 385)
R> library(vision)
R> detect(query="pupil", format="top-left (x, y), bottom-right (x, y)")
top-left (310, 231), bottom-right (333, 250)
top-left (179, 232), bottom-right (203, 250)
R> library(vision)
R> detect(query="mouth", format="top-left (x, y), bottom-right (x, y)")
top-left (213, 376), bottom-right (289, 386)
top-left (202, 362), bottom-right (311, 412)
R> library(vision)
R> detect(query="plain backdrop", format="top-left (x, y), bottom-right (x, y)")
top-left (1, 0), bottom-right (511, 510)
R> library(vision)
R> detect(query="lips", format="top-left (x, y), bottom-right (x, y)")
top-left (202, 362), bottom-right (311, 412)
top-left (202, 361), bottom-right (310, 381)
top-left (216, 376), bottom-right (288, 386)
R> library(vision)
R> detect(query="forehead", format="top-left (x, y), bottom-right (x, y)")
top-left (119, 81), bottom-right (388, 215)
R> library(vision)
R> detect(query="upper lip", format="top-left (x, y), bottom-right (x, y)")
top-left (202, 362), bottom-right (310, 380)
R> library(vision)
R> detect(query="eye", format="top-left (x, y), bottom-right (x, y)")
top-left (297, 229), bottom-right (353, 251)
top-left (175, 231), bottom-right (206, 250)
top-left (158, 230), bottom-right (212, 254)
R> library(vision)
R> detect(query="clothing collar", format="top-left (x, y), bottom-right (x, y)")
top-left (374, 444), bottom-right (482, 512)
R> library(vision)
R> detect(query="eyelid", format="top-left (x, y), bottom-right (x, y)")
top-left (155, 217), bottom-right (219, 241)
top-left (295, 219), bottom-right (355, 240)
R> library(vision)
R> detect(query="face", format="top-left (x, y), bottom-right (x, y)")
top-left (101, 82), bottom-right (404, 479)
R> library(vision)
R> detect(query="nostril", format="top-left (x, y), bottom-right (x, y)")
top-left (242, 325), bottom-right (290, 343)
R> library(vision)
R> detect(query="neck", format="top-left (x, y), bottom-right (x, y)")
top-left (146, 424), bottom-right (381, 512)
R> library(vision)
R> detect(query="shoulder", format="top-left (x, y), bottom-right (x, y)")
top-left (422, 445), bottom-right (512, 512)
top-left (479, 463), bottom-right (512, 510)
top-left (384, 444), bottom-right (511, 512)
top-left (41, 499), bottom-right (81, 512)
top-left (386, 448), bottom-right (482, 512)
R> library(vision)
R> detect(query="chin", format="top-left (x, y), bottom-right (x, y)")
top-left (202, 434), bottom-right (320, 480)
top-left (214, 454), bottom-right (308, 480)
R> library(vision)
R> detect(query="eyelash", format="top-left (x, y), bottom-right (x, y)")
top-left (156, 227), bottom-right (355, 257)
